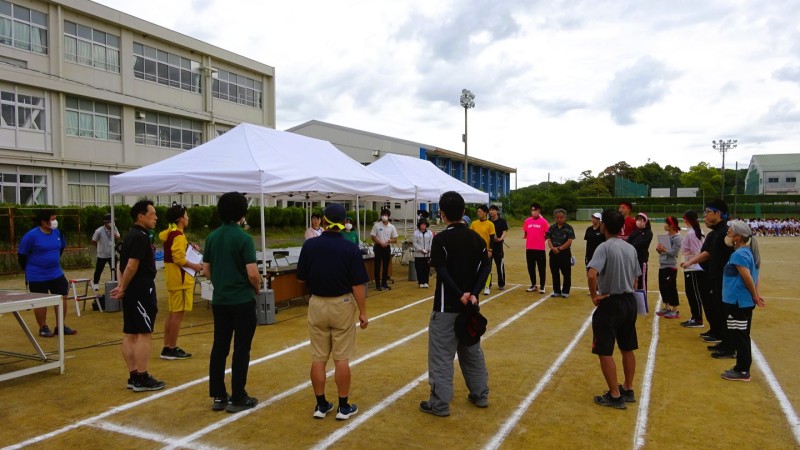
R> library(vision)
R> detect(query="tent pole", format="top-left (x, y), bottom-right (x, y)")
top-left (110, 205), bottom-right (116, 281)
top-left (260, 193), bottom-right (267, 291)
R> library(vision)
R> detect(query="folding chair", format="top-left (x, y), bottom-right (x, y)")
top-left (273, 251), bottom-right (290, 267)
top-left (68, 278), bottom-right (99, 315)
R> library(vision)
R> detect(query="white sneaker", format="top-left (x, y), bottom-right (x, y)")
top-left (424, 283), bottom-right (429, 288)
top-left (483, 288), bottom-right (490, 295)
top-left (419, 284), bottom-right (424, 288)
top-left (526, 286), bottom-right (537, 292)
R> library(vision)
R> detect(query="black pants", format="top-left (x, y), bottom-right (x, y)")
top-left (549, 250), bottom-right (572, 294)
top-left (93, 257), bottom-right (113, 284)
top-left (373, 245), bottom-right (391, 287)
top-left (209, 300), bottom-right (257, 401)
top-left (684, 271), bottom-right (707, 322)
top-left (491, 249), bottom-right (505, 288)
top-left (414, 257), bottom-right (430, 285)
top-left (705, 279), bottom-right (729, 347)
top-left (525, 249), bottom-right (546, 288)
top-left (658, 268), bottom-right (679, 307)
top-left (725, 303), bottom-right (754, 373)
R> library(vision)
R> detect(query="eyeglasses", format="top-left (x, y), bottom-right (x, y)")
top-left (703, 209), bottom-right (718, 215)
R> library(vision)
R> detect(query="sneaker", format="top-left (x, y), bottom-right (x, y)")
top-left (336, 403), bottom-right (359, 420)
top-left (664, 310), bottom-right (680, 319)
top-left (721, 369), bottom-right (751, 382)
top-left (561, 293), bottom-right (570, 298)
top-left (483, 288), bottom-right (490, 295)
top-left (313, 401), bottom-right (334, 419)
top-left (381, 285), bottom-right (392, 291)
top-left (424, 283), bottom-right (429, 288)
top-left (712, 351), bottom-right (736, 359)
top-left (127, 376), bottom-right (135, 390)
top-left (161, 347), bottom-right (192, 360)
top-left (699, 331), bottom-right (712, 338)
top-left (593, 391), bottom-right (626, 409)
top-left (419, 283), bottom-right (424, 288)
top-left (212, 395), bottom-right (229, 411)
top-left (498, 286), bottom-right (505, 290)
top-left (539, 288), bottom-right (546, 294)
top-left (226, 393), bottom-right (258, 413)
top-left (375, 286), bottom-right (382, 291)
top-left (467, 393), bottom-right (489, 408)
top-left (526, 286), bottom-right (537, 292)
top-left (132, 374), bottom-right (166, 392)
top-left (618, 385), bottom-right (636, 403)
top-left (550, 292), bottom-right (561, 298)
top-left (681, 319), bottom-right (704, 328)
top-left (39, 325), bottom-right (54, 338)
top-left (707, 343), bottom-right (724, 351)
top-left (418, 401), bottom-right (449, 417)
top-left (703, 335), bottom-right (722, 343)
top-left (53, 325), bottom-right (77, 335)
top-left (655, 308), bottom-right (670, 316)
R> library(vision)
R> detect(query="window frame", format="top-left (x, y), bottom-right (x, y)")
top-left (63, 20), bottom-right (120, 73)
top-left (0, 0), bottom-right (48, 54)
top-left (133, 42), bottom-right (201, 93)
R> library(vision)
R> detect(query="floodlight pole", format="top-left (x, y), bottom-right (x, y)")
top-left (460, 89), bottom-right (475, 185)
top-left (712, 139), bottom-right (737, 197)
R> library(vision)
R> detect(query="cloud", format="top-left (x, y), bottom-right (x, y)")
top-left (759, 99), bottom-right (800, 124)
top-left (533, 98), bottom-right (587, 117)
top-left (773, 65), bottom-right (800, 84)
top-left (602, 56), bottom-right (680, 125)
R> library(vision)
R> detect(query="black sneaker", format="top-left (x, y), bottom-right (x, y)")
top-left (707, 343), bottom-right (723, 351)
top-left (39, 325), bottom-right (54, 338)
top-left (381, 285), bottom-right (392, 291)
top-left (618, 385), bottom-right (636, 403)
top-left (375, 286), bottom-right (383, 291)
top-left (133, 374), bottom-right (166, 392)
top-left (161, 347), bottom-right (192, 360)
top-left (53, 325), bottom-right (78, 335)
top-left (467, 393), bottom-right (488, 408)
top-left (419, 401), bottom-right (449, 417)
top-left (212, 395), bottom-right (229, 411)
top-left (336, 403), bottom-right (359, 420)
top-left (127, 376), bottom-right (135, 390)
top-left (711, 351), bottom-right (736, 359)
top-left (313, 401), bottom-right (334, 419)
top-left (703, 335), bottom-right (722, 343)
top-left (226, 393), bottom-right (258, 413)
top-left (699, 331), bottom-right (712, 338)
top-left (721, 369), bottom-right (751, 382)
top-left (593, 391), bottom-right (626, 409)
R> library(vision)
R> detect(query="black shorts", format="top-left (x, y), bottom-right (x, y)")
top-left (122, 284), bottom-right (158, 334)
top-left (592, 293), bottom-right (638, 356)
top-left (28, 275), bottom-right (69, 296)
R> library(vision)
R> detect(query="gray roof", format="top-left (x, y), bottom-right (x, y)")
top-left (750, 154), bottom-right (800, 171)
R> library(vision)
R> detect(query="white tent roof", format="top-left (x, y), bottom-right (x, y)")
top-left (110, 123), bottom-right (415, 200)
top-left (367, 153), bottom-right (489, 204)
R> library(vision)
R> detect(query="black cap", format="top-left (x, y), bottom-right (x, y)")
top-left (323, 203), bottom-right (347, 224)
top-left (454, 303), bottom-right (488, 346)
top-left (103, 214), bottom-right (112, 222)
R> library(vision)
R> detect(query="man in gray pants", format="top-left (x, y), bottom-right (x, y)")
top-left (420, 191), bottom-right (492, 417)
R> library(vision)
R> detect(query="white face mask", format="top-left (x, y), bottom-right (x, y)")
top-left (50, 219), bottom-right (59, 229)
top-left (345, 223), bottom-right (353, 231)
top-left (724, 236), bottom-right (734, 247)
top-left (381, 215), bottom-right (388, 222)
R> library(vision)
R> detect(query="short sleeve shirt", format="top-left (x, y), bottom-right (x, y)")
top-left (370, 221), bottom-right (398, 243)
top-left (490, 217), bottom-right (509, 251)
top-left (470, 219), bottom-right (496, 248)
top-left (203, 223), bottom-right (257, 305)
top-left (120, 225), bottom-right (157, 291)
top-left (546, 223), bottom-right (576, 248)
top-left (297, 231), bottom-right (369, 296)
top-left (588, 238), bottom-right (642, 295)
top-left (584, 226), bottom-right (606, 261)
top-left (523, 216), bottom-right (549, 250)
top-left (18, 227), bottom-right (65, 282)
top-left (722, 247), bottom-right (758, 308)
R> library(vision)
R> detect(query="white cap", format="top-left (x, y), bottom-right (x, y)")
top-left (592, 212), bottom-right (602, 220)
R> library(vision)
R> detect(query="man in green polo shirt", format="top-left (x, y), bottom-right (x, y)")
top-left (203, 192), bottom-right (262, 413)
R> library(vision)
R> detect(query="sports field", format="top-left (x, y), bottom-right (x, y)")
top-left (0, 222), bottom-right (798, 449)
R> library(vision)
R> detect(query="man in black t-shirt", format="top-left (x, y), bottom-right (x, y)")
top-left (488, 205), bottom-right (508, 290)
top-left (584, 212), bottom-right (606, 269)
top-left (419, 192), bottom-right (491, 417)
top-left (111, 200), bottom-right (165, 392)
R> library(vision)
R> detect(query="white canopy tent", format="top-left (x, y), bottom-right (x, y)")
top-left (109, 123), bottom-right (416, 284)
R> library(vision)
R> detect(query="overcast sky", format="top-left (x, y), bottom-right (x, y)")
top-left (96, 0), bottom-right (800, 188)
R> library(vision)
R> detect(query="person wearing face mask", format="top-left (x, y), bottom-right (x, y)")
top-left (412, 219), bottom-right (433, 288)
top-left (18, 209), bottom-right (77, 337)
top-left (626, 213), bottom-right (653, 302)
top-left (91, 214), bottom-right (120, 293)
top-left (655, 216), bottom-right (683, 319)
top-left (370, 208), bottom-right (397, 291)
top-left (341, 217), bottom-right (360, 247)
top-left (719, 221), bottom-right (765, 381)
top-left (305, 213), bottom-right (324, 240)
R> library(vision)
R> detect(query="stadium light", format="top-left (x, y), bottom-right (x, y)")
top-left (712, 139), bottom-right (737, 197)
top-left (460, 89), bottom-right (476, 184)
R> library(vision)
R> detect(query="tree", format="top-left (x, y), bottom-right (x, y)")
top-left (680, 162), bottom-right (720, 197)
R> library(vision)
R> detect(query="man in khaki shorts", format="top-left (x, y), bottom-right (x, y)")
top-left (297, 203), bottom-right (369, 421)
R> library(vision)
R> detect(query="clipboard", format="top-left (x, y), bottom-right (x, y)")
top-left (184, 245), bottom-right (202, 277)
top-left (657, 235), bottom-right (671, 249)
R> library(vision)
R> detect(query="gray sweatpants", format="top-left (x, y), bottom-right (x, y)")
top-left (427, 310), bottom-right (489, 414)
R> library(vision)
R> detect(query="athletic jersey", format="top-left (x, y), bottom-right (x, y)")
top-left (523, 216), bottom-right (549, 250)
top-left (470, 219), bottom-right (496, 248)
top-left (723, 246), bottom-right (758, 308)
top-left (18, 227), bottom-right (65, 282)
top-left (587, 237), bottom-right (642, 295)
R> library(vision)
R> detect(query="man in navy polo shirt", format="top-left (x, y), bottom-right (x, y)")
top-left (297, 203), bottom-right (369, 421)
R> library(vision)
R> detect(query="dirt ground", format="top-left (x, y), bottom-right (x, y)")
top-left (0, 222), bottom-right (798, 449)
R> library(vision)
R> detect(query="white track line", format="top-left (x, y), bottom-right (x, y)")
top-left (167, 287), bottom-right (521, 449)
top-left (3, 295), bottom-right (435, 450)
top-left (88, 421), bottom-right (216, 450)
top-left (752, 340), bottom-right (800, 445)
top-left (633, 311), bottom-right (660, 449)
top-left (311, 287), bottom-right (559, 450)
top-left (483, 311), bottom-right (593, 450)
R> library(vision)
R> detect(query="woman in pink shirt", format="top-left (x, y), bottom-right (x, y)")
top-left (680, 210), bottom-right (707, 328)
top-left (523, 202), bottom-right (549, 293)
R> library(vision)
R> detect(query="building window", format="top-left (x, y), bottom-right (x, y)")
top-left (767, 177), bottom-right (779, 183)
top-left (0, 170), bottom-right (47, 205)
top-left (63, 21), bottom-right (120, 72)
top-left (0, 1), bottom-right (47, 54)
top-left (66, 170), bottom-right (110, 206)
top-left (133, 42), bottom-right (200, 93)
top-left (0, 88), bottom-right (45, 131)
top-left (212, 69), bottom-right (262, 108)
top-left (65, 96), bottom-right (121, 141)
top-left (787, 177), bottom-right (797, 183)
top-left (134, 111), bottom-right (202, 150)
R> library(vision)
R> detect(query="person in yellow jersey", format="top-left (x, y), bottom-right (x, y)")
top-left (470, 205), bottom-right (496, 295)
